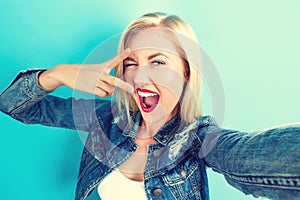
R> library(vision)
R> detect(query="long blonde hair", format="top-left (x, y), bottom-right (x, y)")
top-left (115, 12), bottom-right (202, 124)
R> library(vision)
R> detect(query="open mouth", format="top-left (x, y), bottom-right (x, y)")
top-left (136, 88), bottom-right (160, 113)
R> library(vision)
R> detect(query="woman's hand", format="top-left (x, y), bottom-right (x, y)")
top-left (38, 49), bottom-right (134, 97)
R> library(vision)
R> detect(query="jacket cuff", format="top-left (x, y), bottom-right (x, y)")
top-left (0, 69), bottom-right (51, 115)
top-left (22, 69), bottom-right (53, 97)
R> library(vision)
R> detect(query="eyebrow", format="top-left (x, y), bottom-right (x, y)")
top-left (124, 52), bottom-right (170, 62)
top-left (148, 52), bottom-right (169, 60)
top-left (124, 57), bottom-right (136, 62)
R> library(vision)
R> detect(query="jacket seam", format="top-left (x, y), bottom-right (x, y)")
top-left (210, 165), bottom-right (300, 189)
top-left (227, 174), bottom-right (300, 189)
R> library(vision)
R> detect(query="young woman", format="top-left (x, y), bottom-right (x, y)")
top-left (0, 12), bottom-right (299, 200)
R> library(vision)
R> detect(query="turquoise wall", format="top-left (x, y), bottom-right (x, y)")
top-left (0, 0), bottom-right (299, 199)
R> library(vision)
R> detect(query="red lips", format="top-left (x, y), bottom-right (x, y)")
top-left (136, 88), bottom-right (160, 113)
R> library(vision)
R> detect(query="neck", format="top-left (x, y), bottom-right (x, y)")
top-left (138, 106), bottom-right (179, 139)
top-left (137, 118), bottom-right (164, 139)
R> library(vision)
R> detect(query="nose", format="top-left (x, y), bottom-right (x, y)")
top-left (132, 65), bottom-right (152, 87)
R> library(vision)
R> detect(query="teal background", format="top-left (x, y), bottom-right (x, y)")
top-left (0, 0), bottom-right (299, 199)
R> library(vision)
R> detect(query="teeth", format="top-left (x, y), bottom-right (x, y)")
top-left (138, 91), bottom-right (157, 97)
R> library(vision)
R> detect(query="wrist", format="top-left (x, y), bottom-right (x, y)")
top-left (38, 65), bottom-right (63, 91)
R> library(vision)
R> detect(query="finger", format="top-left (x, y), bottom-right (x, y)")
top-left (97, 80), bottom-right (115, 95)
top-left (105, 48), bottom-right (131, 73)
top-left (101, 73), bottom-right (134, 93)
top-left (95, 87), bottom-right (109, 98)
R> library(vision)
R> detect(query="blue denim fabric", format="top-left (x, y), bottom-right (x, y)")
top-left (0, 69), bottom-right (300, 200)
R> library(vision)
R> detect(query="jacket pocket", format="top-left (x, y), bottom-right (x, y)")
top-left (162, 154), bottom-right (202, 199)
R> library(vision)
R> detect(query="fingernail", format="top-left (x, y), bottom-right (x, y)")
top-left (127, 85), bottom-right (134, 93)
top-left (124, 48), bottom-right (130, 54)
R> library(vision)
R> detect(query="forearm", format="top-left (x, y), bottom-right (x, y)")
top-left (38, 64), bottom-right (81, 91)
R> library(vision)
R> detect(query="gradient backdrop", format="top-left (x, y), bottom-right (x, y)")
top-left (0, 0), bottom-right (299, 199)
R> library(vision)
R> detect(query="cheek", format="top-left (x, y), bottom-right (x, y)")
top-left (158, 86), bottom-right (182, 116)
top-left (160, 83), bottom-right (184, 105)
top-left (150, 68), bottom-right (185, 99)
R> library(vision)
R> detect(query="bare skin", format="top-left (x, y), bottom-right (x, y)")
top-left (119, 140), bottom-right (156, 181)
top-left (119, 125), bottom-right (158, 181)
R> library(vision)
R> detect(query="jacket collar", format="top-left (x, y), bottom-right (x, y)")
top-left (153, 114), bottom-right (181, 145)
top-left (122, 111), bottom-right (182, 145)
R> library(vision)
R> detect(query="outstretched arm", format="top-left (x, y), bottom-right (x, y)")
top-left (200, 119), bottom-right (300, 200)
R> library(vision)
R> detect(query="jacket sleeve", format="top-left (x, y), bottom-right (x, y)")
top-left (199, 118), bottom-right (300, 200)
top-left (0, 69), bottom-right (104, 131)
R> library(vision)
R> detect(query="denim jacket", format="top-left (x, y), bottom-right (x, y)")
top-left (0, 69), bottom-right (300, 200)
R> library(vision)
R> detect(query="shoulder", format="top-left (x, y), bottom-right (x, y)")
top-left (193, 116), bottom-right (222, 141)
top-left (196, 116), bottom-right (217, 127)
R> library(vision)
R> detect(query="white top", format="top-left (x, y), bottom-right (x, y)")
top-left (97, 168), bottom-right (147, 200)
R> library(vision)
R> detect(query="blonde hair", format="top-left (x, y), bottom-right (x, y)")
top-left (116, 12), bottom-right (202, 124)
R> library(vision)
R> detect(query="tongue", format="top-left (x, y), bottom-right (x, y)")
top-left (144, 96), bottom-right (158, 107)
